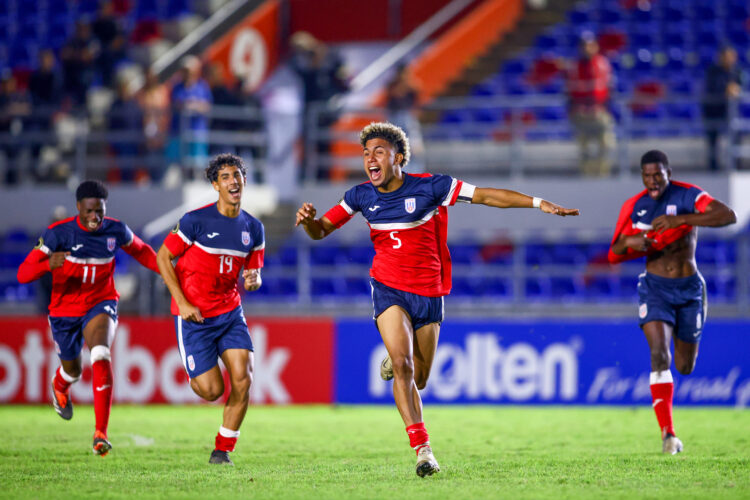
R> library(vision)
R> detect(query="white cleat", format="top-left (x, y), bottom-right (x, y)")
top-left (662, 435), bottom-right (684, 455)
top-left (380, 355), bottom-right (393, 381)
top-left (415, 445), bottom-right (440, 477)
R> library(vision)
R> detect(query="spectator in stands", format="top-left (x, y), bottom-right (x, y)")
top-left (206, 62), bottom-right (243, 152)
top-left (702, 46), bottom-right (746, 171)
top-left (138, 67), bottom-right (171, 182)
top-left (565, 32), bottom-right (615, 177)
top-left (28, 50), bottom-right (64, 170)
top-left (92, 1), bottom-right (125, 87)
top-left (60, 20), bottom-right (99, 109)
top-left (168, 56), bottom-right (212, 174)
top-left (385, 63), bottom-right (425, 173)
top-left (289, 31), bottom-right (350, 180)
top-left (108, 77), bottom-right (145, 182)
top-left (0, 71), bottom-right (31, 184)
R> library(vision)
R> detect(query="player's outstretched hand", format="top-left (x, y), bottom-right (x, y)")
top-left (178, 301), bottom-right (204, 323)
top-left (295, 202), bottom-right (317, 227)
top-left (243, 268), bottom-right (262, 292)
top-left (49, 251), bottom-right (70, 270)
top-left (540, 200), bottom-right (580, 216)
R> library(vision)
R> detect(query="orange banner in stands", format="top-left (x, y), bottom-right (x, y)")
top-left (411, 0), bottom-right (523, 102)
top-left (203, 0), bottom-right (281, 91)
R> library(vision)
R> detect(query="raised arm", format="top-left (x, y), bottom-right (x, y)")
top-left (295, 202), bottom-right (338, 240)
top-left (156, 244), bottom-right (203, 323)
top-left (471, 187), bottom-right (580, 216)
top-left (17, 249), bottom-right (68, 283)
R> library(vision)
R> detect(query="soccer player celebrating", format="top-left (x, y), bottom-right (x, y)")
top-left (17, 180), bottom-right (160, 456)
top-left (157, 153), bottom-right (264, 466)
top-left (609, 150), bottom-right (736, 454)
top-left (295, 122), bottom-right (579, 476)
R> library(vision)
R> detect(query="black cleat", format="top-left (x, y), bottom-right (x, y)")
top-left (209, 449), bottom-right (234, 465)
top-left (51, 379), bottom-right (73, 420)
top-left (92, 431), bottom-right (112, 456)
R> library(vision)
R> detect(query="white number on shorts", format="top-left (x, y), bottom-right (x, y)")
top-left (219, 255), bottom-right (234, 273)
top-left (82, 265), bottom-right (96, 284)
top-left (389, 231), bottom-right (402, 249)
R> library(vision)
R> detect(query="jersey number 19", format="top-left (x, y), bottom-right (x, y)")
top-left (219, 256), bottom-right (233, 273)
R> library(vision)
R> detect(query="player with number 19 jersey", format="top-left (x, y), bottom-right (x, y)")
top-left (323, 173), bottom-right (475, 297)
top-left (162, 203), bottom-right (265, 317)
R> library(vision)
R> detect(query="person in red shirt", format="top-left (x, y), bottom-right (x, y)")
top-left (157, 153), bottom-right (264, 466)
top-left (296, 122), bottom-right (579, 476)
top-left (17, 180), bottom-right (160, 456)
top-left (566, 32), bottom-right (615, 176)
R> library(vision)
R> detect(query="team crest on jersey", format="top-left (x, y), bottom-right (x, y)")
top-left (666, 204), bottom-right (677, 216)
top-left (107, 237), bottom-right (116, 251)
top-left (639, 303), bottom-right (648, 319)
top-left (187, 355), bottom-right (195, 372)
top-left (405, 198), bottom-right (416, 214)
top-left (242, 231), bottom-right (250, 246)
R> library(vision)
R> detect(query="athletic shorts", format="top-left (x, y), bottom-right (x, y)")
top-left (174, 305), bottom-right (254, 379)
top-left (48, 300), bottom-right (118, 360)
top-left (637, 272), bottom-right (707, 343)
top-left (370, 278), bottom-right (444, 331)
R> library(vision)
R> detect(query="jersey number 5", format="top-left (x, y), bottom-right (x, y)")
top-left (219, 255), bottom-right (234, 273)
top-left (389, 231), bottom-right (402, 249)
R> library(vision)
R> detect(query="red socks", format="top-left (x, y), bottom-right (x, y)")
top-left (53, 366), bottom-right (73, 394)
top-left (92, 359), bottom-right (113, 436)
top-left (650, 370), bottom-right (675, 438)
top-left (406, 422), bottom-right (430, 454)
top-left (215, 427), bottom-right (240, 452)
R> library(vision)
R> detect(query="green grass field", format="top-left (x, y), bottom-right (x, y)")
top-left (0, 405), bottom-right (748, 499)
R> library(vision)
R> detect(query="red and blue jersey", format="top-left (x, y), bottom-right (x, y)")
top-left (608, 181), bottom-right (714, 263)
top-left (33, 216), bottom-right (135, 316)
top-left (163, 203), bottom-right (265, 318)
top-left (323, 173), bottom-right (475, 297)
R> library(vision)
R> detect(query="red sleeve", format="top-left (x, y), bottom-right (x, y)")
top-left (608, 192), bottom-right (649, 264)
top-left (323, 204), bottom-right (354, 229)
top-left (17, 249), bottom-right (51, 283)
top-left (122, 234), bottom-right (160, 274)
top-left (163, 231), bottom-right (191, 258)
top-left (245, 247), bottom-right (265, 269)
top-left (694, 192), bottom-right (714, 213)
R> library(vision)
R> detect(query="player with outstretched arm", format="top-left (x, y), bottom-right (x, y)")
top-left (608, 150), bottom-right (736, 454)
top-left (157, 153), bottom-right (264, 466)
top-left (295, 122), bottom-right (579, 477)
top-left (17, 180), bottom-right (160, 456)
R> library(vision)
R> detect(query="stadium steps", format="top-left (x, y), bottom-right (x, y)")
top-left (258, 202), bottom-right (299, 254)
top-left (422, 0), bottom-right (577, 122)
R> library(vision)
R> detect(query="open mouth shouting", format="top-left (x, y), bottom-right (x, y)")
top-left (368, 164), bottom-right (383, 183)
top-left (228, 185), bottom-right (241, 200)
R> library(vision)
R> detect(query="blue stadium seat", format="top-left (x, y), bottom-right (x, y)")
top-left (345, 245), bottom-right (375, 264)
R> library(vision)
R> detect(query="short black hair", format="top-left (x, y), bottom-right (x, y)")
top-left (76, 180), bottom-right (108, 201)
top-left (640, 149), bottom-right (669, 168)
top-left (205, 153), bottom-right (247, 183)
top-left (359, 122), bottom-right (410, 168)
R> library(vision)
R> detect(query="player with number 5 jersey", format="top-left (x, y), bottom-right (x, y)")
top-left (17, 180), bottom-right (161, 456)
top-left (157, 153), bottom-right (264, 467)
top-left (296, 122), bottom-right (579, 477)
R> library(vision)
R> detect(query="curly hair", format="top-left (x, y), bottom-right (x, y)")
top-left (641, 149), bottom-right (669, 168)
top-left (359, 122), bottom-right (410, 168)
top-left (205, 153), bottom-right (247, 183)
top-left (75, 180), bottom-right (108, 201)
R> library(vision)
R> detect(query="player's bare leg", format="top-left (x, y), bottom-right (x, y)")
top-left (673, 338), bottom-right (699, 375)
top-left (411, 322), bottom-right (441, 476)
top-left (643, 321), bottom-right (683, 454)
top-left (203, 348), bottom-right (253, 466)
top-left (377, 306), bottom-right (439, 476)
top-left (83, 313), bottom-right (116, 456)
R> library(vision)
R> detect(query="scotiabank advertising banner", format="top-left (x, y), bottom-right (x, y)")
top-left (0, 317), bottom-right (334, 405)
top-left (336, 319), bottom-right (750, 407)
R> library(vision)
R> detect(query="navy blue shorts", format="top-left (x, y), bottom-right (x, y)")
top-left (174, 305), bottom-right (254, 379)
top-left (48, 300), bottom-right (118, 360)
top-left (637, 272), bottom-right (707, 343)
top-left (370, 278), bottom-right (444, 331)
